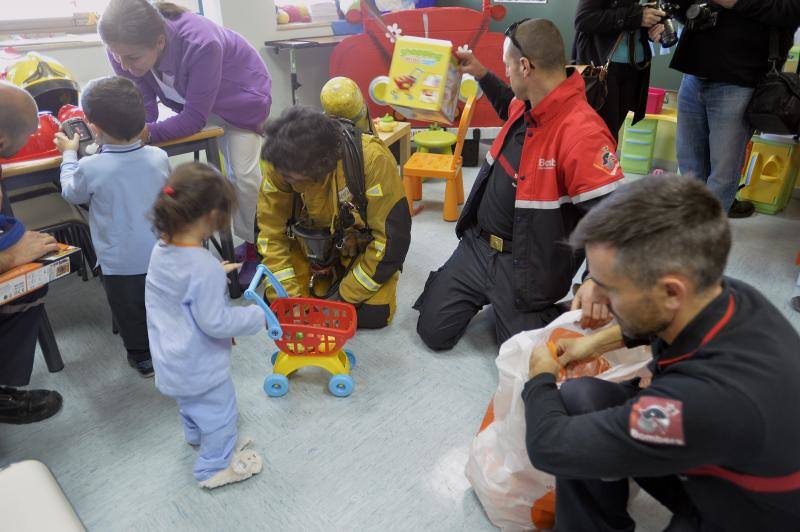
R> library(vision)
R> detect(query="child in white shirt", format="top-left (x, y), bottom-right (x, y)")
top-left (145, 162), bottom-right (266, 488)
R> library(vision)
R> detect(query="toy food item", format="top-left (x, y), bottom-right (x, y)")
top-left (281, 5), bottom-right (303, 22)
top-left (377, 114), bottom-right (396, 132)
top-left (387, 36), bottom-right (462, 123)
top-left (277, 8), bottom-right (290, 24)
top-left (296, 5), bottom-right (312, 22)
top-left (345, 0), bottom-right (362, 23)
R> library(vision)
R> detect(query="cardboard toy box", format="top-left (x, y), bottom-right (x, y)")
top-left (0, 244), bottom-right (82, 305)
top-left (387, 36), bottom-right (461, 124)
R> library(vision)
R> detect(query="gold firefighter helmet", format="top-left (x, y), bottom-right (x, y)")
top-left (4, 52), bottom-right (79, 114)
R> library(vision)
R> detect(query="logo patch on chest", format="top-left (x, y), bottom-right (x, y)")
top-left (538, 158), bottom-right (557, 170)
top-left (629, 396), bottom-right (686, 446)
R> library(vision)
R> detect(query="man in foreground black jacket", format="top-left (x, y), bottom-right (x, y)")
top-left (523, 175), bottom-right (800, 531)
top-left (650, 0), bottom-right (800, 218)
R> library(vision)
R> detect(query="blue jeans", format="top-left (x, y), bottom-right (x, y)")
top-left (677, 75), bottom-right (755, 211)
top-left (176, 378), bottom-right (238, 481)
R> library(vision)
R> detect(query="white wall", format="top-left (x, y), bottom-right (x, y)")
top-left (217, 0), bottom-right (334, 116)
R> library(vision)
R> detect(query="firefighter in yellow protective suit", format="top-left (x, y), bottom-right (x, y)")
top-left (257, 106), bottom-right (411, 329)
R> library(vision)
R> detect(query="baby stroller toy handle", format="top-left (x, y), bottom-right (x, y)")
top-left (244, 264), bottom-right (287, 340)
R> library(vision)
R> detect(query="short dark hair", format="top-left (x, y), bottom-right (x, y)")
top-left (261, 106), bottom-right (342, 182)
top-left (80, 76), bottom-right (145, 141)
top-left (570, 175), bottom-right (731, 291)
top-left (152, 162), bottom-right (237, 241)
top-left (512, 19), bottom-right (566, 71)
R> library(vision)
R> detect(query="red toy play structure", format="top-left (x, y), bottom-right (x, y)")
top-left (329, 0), bottom-right (508, 128)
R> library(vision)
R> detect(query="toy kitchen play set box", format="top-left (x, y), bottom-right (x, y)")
top-left (0, 244), bottom-right (82, 305)
top-left (388, 36), bottom-right (461, 124)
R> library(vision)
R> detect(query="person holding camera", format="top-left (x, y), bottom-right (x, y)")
top-left (649, 0), bottom-right (800, 218)
top-left (573, 1), bottom-right (664, 139)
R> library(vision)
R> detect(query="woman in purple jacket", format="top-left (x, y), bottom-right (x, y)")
top-left (98, 0), bottom-right (272, 285)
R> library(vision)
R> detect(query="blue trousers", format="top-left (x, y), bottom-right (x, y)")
top-left (175, 378), bottom-right (238, 482)
top-left (677, 74), bottom-right (755, 211)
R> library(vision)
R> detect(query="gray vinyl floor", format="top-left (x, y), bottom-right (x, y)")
top-left (2, 160), bottom-right (799, 531)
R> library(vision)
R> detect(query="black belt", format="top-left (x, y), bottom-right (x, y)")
top-left (478, 228), bottom-right (512, 253)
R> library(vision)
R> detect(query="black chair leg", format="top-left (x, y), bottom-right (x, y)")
top-left (38, 307), bottom-right (64, 373)
top-left (112, 316), bottom-right (119, 335)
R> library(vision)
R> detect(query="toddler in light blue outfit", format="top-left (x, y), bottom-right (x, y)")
top-left (145, 162), bottom-right (266, 488)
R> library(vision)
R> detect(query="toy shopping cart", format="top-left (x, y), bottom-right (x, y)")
top-left (244, 264), bottom-right (358, 398)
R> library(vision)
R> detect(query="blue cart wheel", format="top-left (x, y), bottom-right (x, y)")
top-left (328, 374), bottom-right (354, 397)
top-left (264, 374), bottom-right (289, 397)
top-left (270, 350), bottom-right (279, 366)
top-left (344, 349), bottom-right (356, 370)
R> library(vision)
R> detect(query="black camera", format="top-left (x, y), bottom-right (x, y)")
top-left (686, 2), bottom-right (719, 32)
top-left (655, 1), bottom-right (681, 49)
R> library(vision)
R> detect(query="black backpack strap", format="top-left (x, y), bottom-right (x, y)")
top-left (769, 29), bottom-right (781, 72)
top-left (335, 117), bottom-right (369, 228)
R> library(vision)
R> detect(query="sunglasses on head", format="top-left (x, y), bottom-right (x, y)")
top-left (505, 18), bottom-right (531, 59)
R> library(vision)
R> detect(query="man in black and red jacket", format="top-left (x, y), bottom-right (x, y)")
top-left (414, 19), bottom-right (623, 350)
top-left (525, 175), bottom-right (800, 531)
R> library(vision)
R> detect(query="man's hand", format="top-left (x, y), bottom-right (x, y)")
top-left (553, 335), bottom-right (600, 367)
top-left (6, 231), bottom-right (59, 269)
top-left (454, 50), bottom-right (489, 80)
top-left (648, 23), bottom-right (665, 43)
top-left (711, 0), bottom-right (737, 8)
top-left (53, 132), bottom-right (80, 154)
top-left (571, 279), bottom-right (613, 330)
top-left (528, 343), bottom-right (562, 379)
top-left (641, 7), bottom-right (666, 28)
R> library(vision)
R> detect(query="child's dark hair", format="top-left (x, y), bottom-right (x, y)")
top-left (80, 76), bottom-right (145, 141)
top-left (261, 106), bottom-right (342, 182)
top-left (152, 162), bottom-right (237, 241)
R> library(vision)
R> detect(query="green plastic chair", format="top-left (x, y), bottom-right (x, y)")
top-left (413, 124), bottom-right (458, 155)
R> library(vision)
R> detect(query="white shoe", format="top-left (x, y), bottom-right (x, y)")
top-left (198, 438), bottom-right (263, 489)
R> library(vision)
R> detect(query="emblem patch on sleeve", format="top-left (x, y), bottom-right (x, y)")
top-left (629, 396), bottom-right (686, 446)
top-left (593, 145), bottom-right (620, 176)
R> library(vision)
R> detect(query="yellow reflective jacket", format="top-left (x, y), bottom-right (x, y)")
top-left (256, 134), bottom-right (411, 304)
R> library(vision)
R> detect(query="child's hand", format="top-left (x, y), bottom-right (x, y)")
top-left (221, 261), bottom-right (242, 275)
top-left (54, 132), bottom-right (80, 153)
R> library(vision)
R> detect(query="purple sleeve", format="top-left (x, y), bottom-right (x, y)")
top-left (106, 52), bottom-right (159, 123)
top-left (146, 41), bottom-right (223, 143)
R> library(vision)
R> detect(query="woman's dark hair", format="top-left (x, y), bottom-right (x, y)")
top-left (81, 76), bottom-right (145, 141)
top-left (261, 106), bottom-right (343, 182)
top-left (152, 162), bottom-right (237, 241)
top-left (98, 0), bottom-right (188, 48)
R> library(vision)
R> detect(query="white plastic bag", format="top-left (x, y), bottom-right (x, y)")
top-left (465, 311), bottom-right (652, 531)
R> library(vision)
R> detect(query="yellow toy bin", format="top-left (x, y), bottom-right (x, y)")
top-left (387, 36), bottom-right (461, 124)
top-left (738, 135), bottom-right (800, 215)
